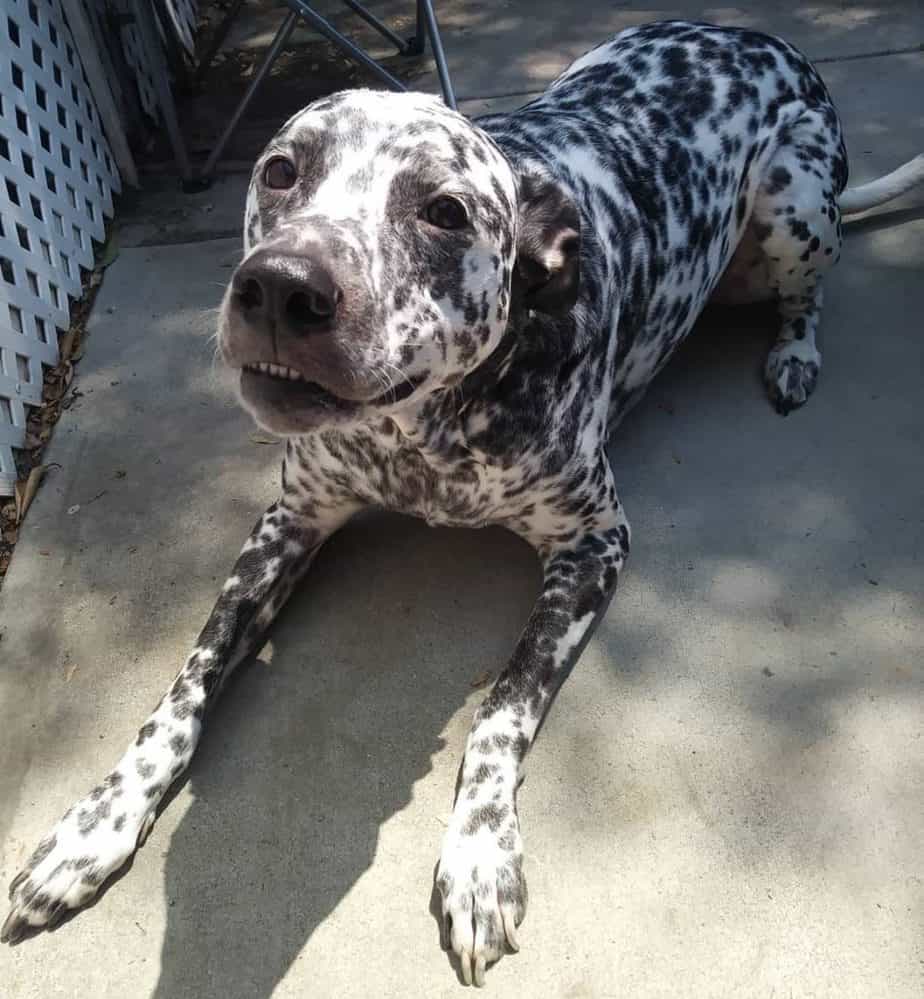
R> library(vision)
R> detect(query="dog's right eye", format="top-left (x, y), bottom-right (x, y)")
top-left (263, 156), bottom-right (297, 190)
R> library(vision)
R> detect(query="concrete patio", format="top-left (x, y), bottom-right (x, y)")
top-left (1, 2), bottom-right (922, 996)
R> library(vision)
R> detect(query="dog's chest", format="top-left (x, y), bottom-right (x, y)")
top-left (303, 421), bottom-right (531, 529)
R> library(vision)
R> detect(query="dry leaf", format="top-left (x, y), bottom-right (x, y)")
top-left (470, 670), bottom-right (493, 689)
top-left (65, 663), bottom-right (79, 682)
top-left (249, 432), bottom-right (280, 445)
top-left (15, 465), bottom-right (46, 524)
top-left (98, 232), bottom-right (119, 269)
top-left (59, 328), bottom-right (77, 360)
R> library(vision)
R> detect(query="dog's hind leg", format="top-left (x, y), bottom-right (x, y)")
top-left (751, 106), bottom-right (846, 414)
top-left (2, 478), bottom-right (359, 942)
top-left (764, 279), bottom-right (826, 415)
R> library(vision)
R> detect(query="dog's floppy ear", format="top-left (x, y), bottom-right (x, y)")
top-left (514, 170), bottom-right (581, 315)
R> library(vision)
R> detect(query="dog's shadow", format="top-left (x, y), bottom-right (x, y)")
top-left (151, 511), bottom-right (539, 999)
top-left (151, 306), bottom-right (778, 997)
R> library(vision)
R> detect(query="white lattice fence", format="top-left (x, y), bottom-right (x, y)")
top-left (163, 0), bottom-right (197, 56)
top-left (0, 0), bottom-right (121, 494)
top-left (121, 0), bottom-right (200, 121)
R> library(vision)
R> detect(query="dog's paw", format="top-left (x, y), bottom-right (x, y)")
top-left (765, 341), bottom-right (820, 415)
top-left (2, 778), bottom-right (152, 944)
top-left (436, 798), bottom-right (526, 986)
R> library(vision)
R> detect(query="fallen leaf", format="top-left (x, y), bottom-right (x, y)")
top-left (249, 432), bottom-right (280, 445)
top-left (65, 663), bottom-right (79, 682)
top-left (38, 549), bottom-right (50, 556)
top-left (98, 232), bottom-right (119, 270)
top-left (470, 670), bottom-right (493, 689)
top-left (15, 465), bottom-right (46, 524)
top-left (59, 328), bottom-right (77, 360)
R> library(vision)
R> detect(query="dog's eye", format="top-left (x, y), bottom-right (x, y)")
top-left (263, 156), bottom-right (297, 190)
top-left (425, 196), bottom-right (468, 230)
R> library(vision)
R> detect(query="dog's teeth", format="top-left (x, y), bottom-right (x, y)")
top-left (244, 361), bottom-right (305, 380)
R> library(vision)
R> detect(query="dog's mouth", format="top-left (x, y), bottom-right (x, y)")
top-left (241, 361), bottom-right (350, 410)
top-left (239, 361), bottom-right (421, 416)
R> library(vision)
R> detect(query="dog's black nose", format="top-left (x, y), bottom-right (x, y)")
top-left (232, 247), bottom-right (342, 334)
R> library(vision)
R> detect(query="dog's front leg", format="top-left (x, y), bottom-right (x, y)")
top-left (2, 494), bottom-right (356, 942)
top-left (437, 500), bottom-right (631, 985)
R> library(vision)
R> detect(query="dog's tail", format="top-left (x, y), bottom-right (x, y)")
top-left (839, 153), bottom-right (924, 215)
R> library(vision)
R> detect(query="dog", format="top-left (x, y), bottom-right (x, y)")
top-left (5, 19), bottom-right (923, 986)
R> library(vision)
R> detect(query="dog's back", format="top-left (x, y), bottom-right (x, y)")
top-left (478, 21), bottom-right (849, 423)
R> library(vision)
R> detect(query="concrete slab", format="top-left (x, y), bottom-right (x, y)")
top-left (1, 4), bottom-right (922, 998)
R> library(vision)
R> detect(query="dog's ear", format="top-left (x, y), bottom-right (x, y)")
top-left (514, 171), bottom-right (581, 315)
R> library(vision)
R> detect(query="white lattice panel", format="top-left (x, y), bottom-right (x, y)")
top-left (120, 14), bottom-right (159, 119)
top-left (163, 0), bottom-right (197, 57)
top-left (0, 0), bottom-right (121, 494)
top-left (121, 0), bottom-right (200, 121)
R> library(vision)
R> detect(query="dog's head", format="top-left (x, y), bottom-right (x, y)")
top-left (218, 90), bottom-right (580, 434)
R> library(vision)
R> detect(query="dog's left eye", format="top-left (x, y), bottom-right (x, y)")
top-left (425, 196), bottom-right (468, 230)
top-left (263, 156), bottom-right (297, 190)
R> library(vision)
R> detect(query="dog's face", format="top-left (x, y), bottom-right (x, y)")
top-left (218, 90), bottom-right (580, 435)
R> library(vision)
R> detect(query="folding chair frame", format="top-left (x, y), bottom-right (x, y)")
top-left (182, 0), bottom-right (456, 189)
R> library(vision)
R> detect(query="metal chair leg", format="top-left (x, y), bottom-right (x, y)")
top-left (287, 0), bottom-right (408, 91)
top-left (340, 0), bottom-right (410, 54)
top-left (417, 0), bottom-right (456, 108)
top-left (199, 9), bottom-right (300, 183)
top-left (195, 0), bottom-right (457, 186)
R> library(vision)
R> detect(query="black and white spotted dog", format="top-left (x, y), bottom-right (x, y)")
top-left (5, 20), bottom-right (923, 986)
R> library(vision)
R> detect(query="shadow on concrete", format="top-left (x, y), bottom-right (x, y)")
top-left (150, 264), bottom-right (920, 995)
top-left (150, 515), bottom-right (538, 998)
top-left (2, 6), bottom-right (922, 992)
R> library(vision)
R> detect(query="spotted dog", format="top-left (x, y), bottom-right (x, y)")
top-left (6, 19), bottom-right (924, 986)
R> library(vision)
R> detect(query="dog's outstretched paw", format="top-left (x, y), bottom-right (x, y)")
top-left (436, 799), bottom-right (526, 986)
top-left (2, 780), bottom-right (152, 944)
